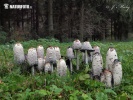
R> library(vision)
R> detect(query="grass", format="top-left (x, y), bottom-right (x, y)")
top-left (0, 38), bottom-right (133, 99)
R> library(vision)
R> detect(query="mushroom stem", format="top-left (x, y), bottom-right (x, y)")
top-left (85, 50), bottom-right (88, 64)
top-left (31, 66), bottom-right (35, 76)
top-left (50, 63), bottom-right (53, 72)
top-left (70, 59), bottom-right (73, 73)
top-left (76, 50), bottom-right (79, 70)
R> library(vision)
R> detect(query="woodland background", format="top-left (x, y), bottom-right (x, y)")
top-left (0, 0), bottom-right (133, 43)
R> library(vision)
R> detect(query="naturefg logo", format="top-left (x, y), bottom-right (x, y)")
top-left (4, 3), bottom-right (32, 10)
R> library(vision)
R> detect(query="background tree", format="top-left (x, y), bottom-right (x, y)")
top-left (0, 0), bottom-right (133, 43)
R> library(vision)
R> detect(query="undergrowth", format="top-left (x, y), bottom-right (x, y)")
top-left (0, 38), bottom-right (133, 99)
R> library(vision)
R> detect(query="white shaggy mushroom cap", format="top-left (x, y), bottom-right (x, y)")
top-left (27, 48), bottom-right (38, 66)
top-left (81, 41), bottom-right (93, 50)
top-left (106, 47), bottom-right (118, 72)
top-left (100, 70), bottom-right (112, 88)
top-left (92, 53), bottom-right (103, 76)
top-left (44, 62), bottom-right (52, 73)
top-left (37, 58), bottom-right (44, 71)
top-left (66, 47), bottom-right (75, 59)
top-left (37, 45), bottom-right (44, 58)
top-left (54, 47), bottom-right (61, 60)
top-left (57, 59), bottom-right (67, 76)
top-left (45, 46), bottom-right (56, 63)
top-left (72, 39), bottom-right (82, 50)
top-left (112, 59), bottom-right (122, 86)
top-left (13, 43), bottom-right (25, 64)
top-left (93, 46), bottom-right (100, 54)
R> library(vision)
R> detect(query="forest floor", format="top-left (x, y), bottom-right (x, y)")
top-left (0, 38), bottom-right (133, 99)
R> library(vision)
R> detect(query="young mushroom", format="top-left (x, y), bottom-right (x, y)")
top-left (66, 47), bottom-right (75, 73)
top-left (27, 48), bottom-right (38, 76)
top-left (13, 43), bottom-right (25, 64)
top-left (100, 69), bottom-right (113, 88)
top-left (37, 58), bottom-right (44, 73)
top-left (37, 45), bottom-right (44, 58)
top-left (106, 47), bottom-right (118, 72)
top-left (45, 46), bottom-right (56, 72)
top-left (54, 46), bottom-right (61, 60)
top-left (44, 62), bottom-right (52, 73)
top-left (93, 46), bottom-right (101, 54)
top-left (57, 59), bottom-right (67, 76)
top-left (92, 52), bottom-right (103, 77)
top-left (112, 59), bottom-right (122, 86)
top-left (72, 39), bottom-right (82, 70)
top-left (80, 41), bottom-right (94, 64)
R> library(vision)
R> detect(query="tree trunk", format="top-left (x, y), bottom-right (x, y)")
top-left (22, 6), bottom-right (24, 30)
top-left (36, 0), bottom-right (39, 35)
top-left (79, 1), bottom-right (84, 42)
top-left (48, 0), bottom-right (53, 35)
top-left (111, 18), bottom-right (113, 40)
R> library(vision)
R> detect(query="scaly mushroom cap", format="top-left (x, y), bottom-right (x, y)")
top-left (13, 43), bottom-right (25, 64)
top-left (27, 48), bottom-right (38, 66)
top-left (54, 47), bottom-right (61, 60)
top-left (92, 53), bottom-right (103, 76)
top-left (93, 46), bottom-right (100, 54)
top-left (80, 41), bottom-right (94, 52)
top-left (106, 47), bottom-right (118, 72)
top-left (72, 39), bottom-right (82, 50)
top-left (37, 58), bottom-right (44, 71)
top-left (45, 46), bottom-right (56, 63)
top-left (57, 59), bottom-right (67, 76)
top-left (66, 47), bottom-right (75, 59)
top-left (112, 59), bottom-right (122, 86)
top-left (37, 45), bottom-right (44, 58)
top-left (100, 70), bottom-right (112, 88)
top-left (44, 62), bottom-right (52, 73)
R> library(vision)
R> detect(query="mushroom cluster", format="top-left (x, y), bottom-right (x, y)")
top-left (13, 40), bottom-right (122, 87)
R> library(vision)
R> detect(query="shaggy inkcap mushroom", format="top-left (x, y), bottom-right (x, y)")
top-left (27, 48), bottom-right (38, 75)
top-left (37, 58), bottom-right (44, 72)
top-left (45, 46), bottom-right (56, 63)
top-left (72, 39), bottom-right (82, 70)
top-left (45, 46), bottom-right (56, 72)
top-left (92, 52), bottom-right (103, 76)
top-left (37, 45), bottom-right (44, 58)
top-left (80, 41), bottom-right (94, 64)
top-left (54, 47), bottom-right (61, 60)
top-left (100, 69), bottom-right (112, 88)
top-left (106, 47), bottom-right (118, 72)
top-left (66, 47), bottom-right (75, 59)
top-left (66, 47), bottom-right (75, 73)
top-left (93, 46), bottom-right (100, 54)
top-left (57, 59), bottom-right (67, 76)
top-left (13, 43), bottom-right (25, 64)
top-left (44, 62), bottom-right (52, 73)
top-left (112, 59), bottom-right (122, 86)
top-left (73, 39), bottom-right (82, 50)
